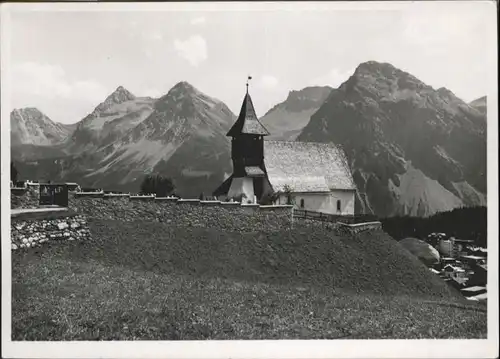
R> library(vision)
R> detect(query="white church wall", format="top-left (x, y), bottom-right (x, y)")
top-left (276, 190), bottom-right (355, 215)
top-left (227, 177), bottom-right (255, 203)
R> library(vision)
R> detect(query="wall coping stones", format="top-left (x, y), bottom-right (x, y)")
top-left (155, 197), bottom-right (178, 201)
top-left (11, 187), bottom-right (27, 191)
top-left (11, 207), bottom-right (77, 221)
top-left (338, 221), bottom-right (382, 228)
top-left (76, 192), bottom-right (105, 197)
top-left (177, 199), bottom-right (201, 204)
top-left (241, 203), bottom-right (260, 207)
top-left (200, 200), bottom-right (222, 205)
top-left (103, 193), bottom-right (130, 197)
top-left (220, 201), bottom-right (242, 206)
top-left (259, 205), bottom-right (294, 209)
top-left (130, 195), bottom-right (155, 200)
top-left (12, 207), bottom-right (69, 216)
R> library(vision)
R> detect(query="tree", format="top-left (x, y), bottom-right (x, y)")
top-left (140, 174), bottom-right (175, 197)
top-left (283, 184), bottom-right (295, 205)
top-left (11, 162), bottom-right (18, 183)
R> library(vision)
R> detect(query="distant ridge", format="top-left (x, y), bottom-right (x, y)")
top-left (260, 86), bottom-right (332, 140)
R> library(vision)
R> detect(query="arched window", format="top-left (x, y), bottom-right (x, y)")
top-left (336, 199), bottom-right (341, 212)
top-left (300, 198), bottom-right (305, 208)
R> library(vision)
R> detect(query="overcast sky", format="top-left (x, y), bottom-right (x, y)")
top-left (4, 1), bottom-right (496, 124)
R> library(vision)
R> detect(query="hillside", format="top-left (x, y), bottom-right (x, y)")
top-left (298, 61), bottom-right (487, 217)
top-left (10, 108), bottom-right (72, 146)
top-left (24, 220), bottom-right (462, 298)
top-left (12, 221), bottom-right (485, 340)
top-left (260, 86), bottom-right (332, 140)
top-left (11, 143), bottom-right (68, 162)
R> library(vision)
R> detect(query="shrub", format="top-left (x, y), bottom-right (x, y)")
top-left (140, 174), bottom-right (175, 197)
top-left (283, 184), bottom-right (295, 205)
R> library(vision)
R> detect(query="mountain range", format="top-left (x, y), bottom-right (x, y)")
top-left (10, 61), bottom-right (487, 217)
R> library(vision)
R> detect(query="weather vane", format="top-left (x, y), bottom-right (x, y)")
top-left (246, 75), bottom-right (252, 93)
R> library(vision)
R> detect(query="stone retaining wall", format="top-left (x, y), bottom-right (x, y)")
top-left (69, 193), bottom-right (294, 233)
top-left (11, 210), bottom-right (91, 250)
top-left (11, 186), bottom-right (40, 209)
top-left (11, 189), bottom-right (379, 237)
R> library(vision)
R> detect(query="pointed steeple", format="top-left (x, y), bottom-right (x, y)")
top-left (227, 78), bottom-right (270, 137)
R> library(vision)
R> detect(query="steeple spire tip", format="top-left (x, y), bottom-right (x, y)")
top-left (246, 75), bottom-right (252, 93)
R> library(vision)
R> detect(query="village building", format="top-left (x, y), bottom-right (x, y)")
top-left (461, 286), bottom-right (487, 298)
top-left (442, 264), bottom-right (468, 285)
top-left (213, 82), bottom-right (356, 215)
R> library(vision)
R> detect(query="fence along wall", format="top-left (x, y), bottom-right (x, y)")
top-left (69, 193), bottom-right (294, 233)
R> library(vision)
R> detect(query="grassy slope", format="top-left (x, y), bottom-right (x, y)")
top-left (12, 220), bottom-right (486, 340)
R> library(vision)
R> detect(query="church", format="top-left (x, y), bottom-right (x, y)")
top-left (213, 81), bottom-right (356, 215)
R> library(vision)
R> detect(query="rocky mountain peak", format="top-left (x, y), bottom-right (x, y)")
top-left (285, 86), bottom-right (332, 102)
top-left (106, 86), bottom-right (136, 103)
top-left (342, 61), bottom-right (440, 102)
top-left (13, 107), bottom-right (42, 116)
top-left (155, 81), bottom-right (217, 113)
top-left (470, 96), bottom-right (486, 105)
top-left (11, 107), bottom-right (71, 146)
top-left (11, 107), bottom-right (51, 125)
top-left (164, 81), bottom-right (201, 100)
top-left (173, 81), bottom-right (195, 90)
top-left (92, 86), bottom-right (136, 115)
top-left (259, 85), bottom-right (333, 141)
top-left (281, 86), bottom-right (333, 113)
top-left (469, 96), bottom-right (487, 115)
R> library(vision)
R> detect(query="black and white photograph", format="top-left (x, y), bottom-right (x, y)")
top-left (1, 1), bottom-right (498, 358)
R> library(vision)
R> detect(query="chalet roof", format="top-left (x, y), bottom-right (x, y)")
top-left (227, 92), bottom-right (270, 137)
top-left (461, 286), bottom-right (486, 292)
top-left (264, 140), bottom-right (356, 193)
top-left (444, 264), bottom-right (465, 272)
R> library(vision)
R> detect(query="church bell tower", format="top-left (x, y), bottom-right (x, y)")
top-left (213, 77), bottom-right (271, 202)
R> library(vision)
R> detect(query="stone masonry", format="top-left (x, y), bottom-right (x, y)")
top-left (11, 210), bottom-right (91, 250)
top-left (68, 194), bottom-right (294, 233)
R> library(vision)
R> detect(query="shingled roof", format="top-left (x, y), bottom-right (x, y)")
top-left (227, 92), bottom-right (270, 137)
top-left (264, 140), bottom-right (356, 192)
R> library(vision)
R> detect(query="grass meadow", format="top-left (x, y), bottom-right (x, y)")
top-left (11, 220), bottom-right (487, 340)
